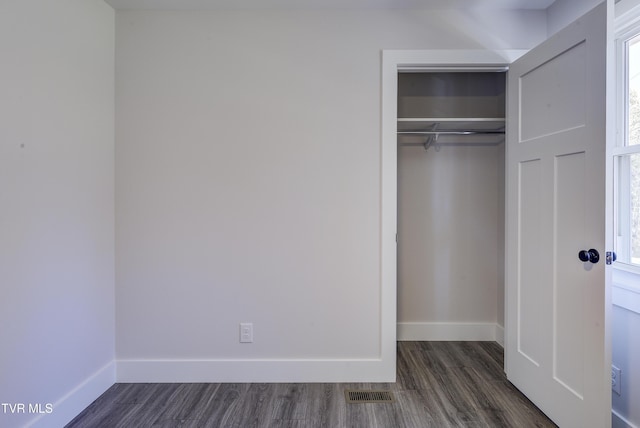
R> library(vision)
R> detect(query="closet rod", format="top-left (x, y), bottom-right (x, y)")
top-left (397, 130), bottom-right (504, 135)
top-left (398, 142), bottom-right (502, 147)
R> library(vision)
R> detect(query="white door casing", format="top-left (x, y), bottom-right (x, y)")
top-left (380, 49), bottom-right (526, 381)
top-left (505, 2), bottom-right (612, 427)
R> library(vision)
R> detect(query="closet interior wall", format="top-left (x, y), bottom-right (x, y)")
top-left (397, 72), bottom-right (506, 339)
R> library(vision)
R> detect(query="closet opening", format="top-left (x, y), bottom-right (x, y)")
top-left (396, 71), bottom-right (508, 342)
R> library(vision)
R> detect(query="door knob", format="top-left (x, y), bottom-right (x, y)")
top-left (578, 249), bottom-right (600, 264)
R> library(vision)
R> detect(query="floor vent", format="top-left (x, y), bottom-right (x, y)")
top-left (345, 390), bottom-right (395, 404)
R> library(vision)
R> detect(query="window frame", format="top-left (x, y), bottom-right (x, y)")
top-left (613, 4), bottom-right (640, 300)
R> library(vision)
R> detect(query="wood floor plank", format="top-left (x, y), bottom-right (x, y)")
top-left (154, 383), bottom-right (220, 423)
top-left (316, 383), bottom-right (346, 428)
top-left (199, 383), bottom-right (253, 428)
top-left (391, 389), bottom-right (440, 427)
top-left (115, 383), bottom-right (183, 427)
top-left (66, 342), bottom-right (557, 428)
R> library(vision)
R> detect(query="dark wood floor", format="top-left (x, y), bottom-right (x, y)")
top-left (66, 342), bottom-right (556, 427)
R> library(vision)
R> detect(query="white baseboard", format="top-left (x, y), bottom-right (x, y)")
top-left (397, 322), bottom-right (501, 342)
top-left (29, 360), bottom-right (116, 428)
top-left (613, 409), bottom-right (638, 428)
top-left (117, 358), bottom-right (395, 383)
top-left (495, 325), bottom-right (505, 347)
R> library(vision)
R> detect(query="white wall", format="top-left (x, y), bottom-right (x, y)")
top-left (397, 142), bottom-right (505, 340)
top-left (0, 1), bottom-right (115, 427)
top-left (612, 304), bottom-right (640, 428)
top-left (115, 8), bottom-right (546, 381)
top-left (547, 0), bottom-right (603, 36)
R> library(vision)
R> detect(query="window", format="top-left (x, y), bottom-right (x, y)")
top-left (615, 24), bottom-right (640, 270)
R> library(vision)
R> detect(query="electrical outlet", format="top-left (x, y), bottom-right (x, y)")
top-left (612, 364), bottom-right (621, 396)
top-left (240, 323), bottom-right (253, 343)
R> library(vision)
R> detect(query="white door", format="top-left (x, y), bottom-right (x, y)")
top-left (505, 2), bottom-right (612, 427)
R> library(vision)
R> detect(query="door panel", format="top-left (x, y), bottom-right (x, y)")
top-left (518, 159), bottom-right (544, 366)
top-left (506, 3), bottom-right (610, 427)
top-left (554, 151), bottom-right (587, 398)
top-left (520, 41), bottom-right (587, 141)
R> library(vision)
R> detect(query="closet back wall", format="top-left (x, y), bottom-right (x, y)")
top-left (115, 9), bottom-right (545, 381)
top-left (397, 139), bottom-right (505, 340)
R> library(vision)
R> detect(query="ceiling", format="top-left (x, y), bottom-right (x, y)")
top-left (104, 0), bottom-right (556, 10)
